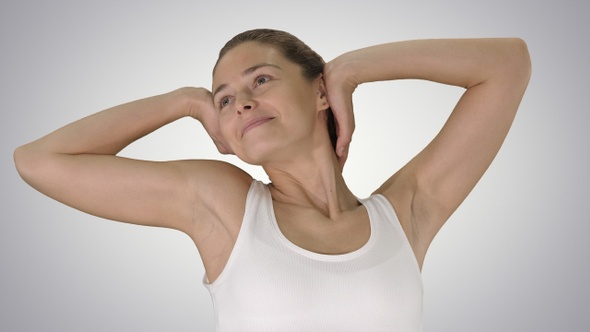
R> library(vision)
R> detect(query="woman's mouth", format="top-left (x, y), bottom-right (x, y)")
top-left (242, 116), bottom-right (275, 136)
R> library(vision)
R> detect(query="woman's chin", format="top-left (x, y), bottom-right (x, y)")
top-left (234, 145), bottom-right (276, 166)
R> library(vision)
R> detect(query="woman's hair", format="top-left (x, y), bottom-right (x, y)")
top-left (214, 28), bottom-right (337, 151)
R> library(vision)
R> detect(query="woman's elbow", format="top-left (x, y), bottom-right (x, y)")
top-left (14, 145), bottom-right (31, 181)
top-left (14, 144), bottom-right (44, 186)
top-left (507, 38), bottom-right (532, 84)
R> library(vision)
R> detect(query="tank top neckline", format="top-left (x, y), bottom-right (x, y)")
top-left (264, 184), bottom-right (378, 262)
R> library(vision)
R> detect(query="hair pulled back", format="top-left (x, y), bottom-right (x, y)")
top-left (214, 28), bottom-right (337, 150)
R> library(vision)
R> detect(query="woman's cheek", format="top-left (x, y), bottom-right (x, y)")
top-left (218, 113), bottom-right (238, 147)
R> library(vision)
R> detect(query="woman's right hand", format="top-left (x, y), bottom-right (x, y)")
top-left (182, 87), bottom-right (233, 155)
top-left (14, 85), bottom-right (250, 234)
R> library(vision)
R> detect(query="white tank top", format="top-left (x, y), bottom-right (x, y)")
top-left (203, 180), bottom-right (423, 331)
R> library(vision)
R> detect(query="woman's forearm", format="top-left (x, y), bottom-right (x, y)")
top-left (12, 86), bottom-right (233, 230)
top-left (333, 38), bottom-right (530, 89)
top-left (323, 37), bottom-right (531, 173)
top-left (19, 88), bottom-right (197, 156)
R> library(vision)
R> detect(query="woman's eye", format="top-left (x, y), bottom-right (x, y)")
top-left (255, 76), bottom-right (270, 86)
top-left (219, 97), bottom-right (231, 109)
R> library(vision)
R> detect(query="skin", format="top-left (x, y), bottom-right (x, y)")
top-left (13, 37), bottom-right (531, 284)
top-left (212, 42), bottom-right (367, 258)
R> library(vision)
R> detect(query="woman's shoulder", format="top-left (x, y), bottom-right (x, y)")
top-left (180, 158), bottom-right (254, 240)
top-left (184, 158), bottom-right (252, 197)
top-left (180, 159), bottom-right (253, 188)
top-left (172, 159), bottom-right (253, 226)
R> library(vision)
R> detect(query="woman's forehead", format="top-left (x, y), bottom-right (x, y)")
top-left (213, 42), bottom-right (285, 84)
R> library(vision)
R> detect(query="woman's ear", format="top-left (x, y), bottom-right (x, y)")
top-left (315, 74), bottom-right (330, 112)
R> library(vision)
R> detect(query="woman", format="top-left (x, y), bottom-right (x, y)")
top-left (14, 29), bottom-right (531, 331)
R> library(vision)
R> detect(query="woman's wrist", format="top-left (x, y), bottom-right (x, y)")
top-left (324, 54), bottom-right (361, 99)
top-left (170, 87), bottom-right (214, 121)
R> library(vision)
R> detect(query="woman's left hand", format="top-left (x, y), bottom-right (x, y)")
top-left (323, 55), bottom-right (359, 169)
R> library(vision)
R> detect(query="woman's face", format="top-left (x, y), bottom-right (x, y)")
top-left (212, 42), bottom-right (325, 165)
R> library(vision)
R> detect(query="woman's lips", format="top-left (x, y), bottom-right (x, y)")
top-left (242, 117), bottom-right (275, 136)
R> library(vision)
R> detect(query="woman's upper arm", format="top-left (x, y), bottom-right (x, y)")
top-left (378, 39), bottom-right (531, 248)
top-left (14, 147), bottom-right (252, 235)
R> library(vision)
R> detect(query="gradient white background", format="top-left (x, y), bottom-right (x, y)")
top-left (1, 0), bottom-right (588, 331)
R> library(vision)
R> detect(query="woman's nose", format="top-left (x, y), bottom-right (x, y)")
top-left (237, 104), bottom-right (252, 115)
top-left (236, 93), bottom-right (254, 115)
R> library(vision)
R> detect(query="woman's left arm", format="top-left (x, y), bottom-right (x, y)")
top-left (325, 39), bottom-right (531, 263)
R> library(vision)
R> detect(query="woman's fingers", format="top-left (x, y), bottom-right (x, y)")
top-left (324, 58), bottom-right (358, 169)
top-left (324, 78), bottom-right (356, 168)
top-left (190, 88), bottom-right (234, 155)
top-left (206, 115), bottom-right (233, 155)
top-left (332, 93), bottom-right (354, 168)
top-left (212, 137), bottom-right (233, 155)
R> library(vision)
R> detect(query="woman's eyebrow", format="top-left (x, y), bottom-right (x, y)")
top-left (213, 63), bottom-right (282, 99)
top-left (243, 63), bottom-right (281, 76)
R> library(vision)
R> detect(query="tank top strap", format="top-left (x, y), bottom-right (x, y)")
top-left (203, 179), bottom-right (268, 288)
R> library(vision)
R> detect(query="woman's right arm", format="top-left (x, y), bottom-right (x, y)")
top-left (13, 87), bottom-right (252, 235)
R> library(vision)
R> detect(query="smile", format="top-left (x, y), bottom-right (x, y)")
top-left (242, 117), bottom-right (275, 136)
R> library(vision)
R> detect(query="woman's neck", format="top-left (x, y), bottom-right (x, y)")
top-left (263, 144), bottom-right (358, 219)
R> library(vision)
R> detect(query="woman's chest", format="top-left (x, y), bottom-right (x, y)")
top-left (272, 204), bottom-right (371, 255)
